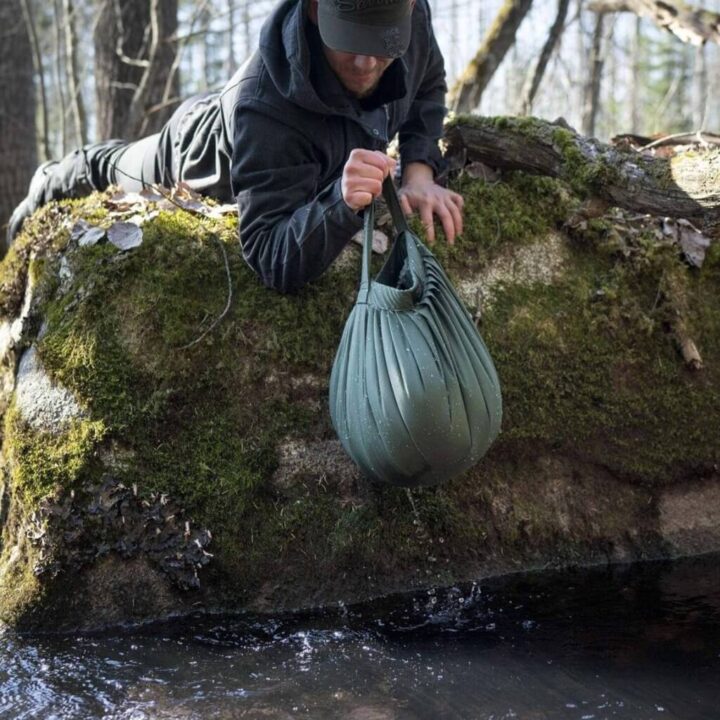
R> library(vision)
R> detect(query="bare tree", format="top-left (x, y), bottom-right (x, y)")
top-left (63, 0), bottom-right (88, 147)
top-left (517, 0), bottom-right (571, 114)
top-left (94, 0), bottom-right (179, 141)
top-left (587, 0), bottom-right (720, 46)
top-left (448, 0), bottom-right (534, 114)
top-left (692, 44), bottom-right (708, 130)
top-left (52, 0), bottom-right (68, 155)
top-left (242, 0), bottom-right (252, 61)
top-left (630, 16), bottom-right (641, 133)
top-left (226, 0), bottom-right (237, 76)
top-left (581, 13), bottom-right (606, 136)
top-left (19, 0), bottom-right (49, 161)
top-left (0, 0), bottom-right (37, 246)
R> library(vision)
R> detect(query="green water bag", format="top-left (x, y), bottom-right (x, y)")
top-left (329, 178), bottom-right (502, 487)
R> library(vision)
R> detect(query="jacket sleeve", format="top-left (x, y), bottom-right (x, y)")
top-left (231, 105), bottom-right (363, 294)
top-left (398, 0), bottom-right (448, 178)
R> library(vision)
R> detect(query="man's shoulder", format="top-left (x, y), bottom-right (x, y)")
top-left (220, 53), bottom-right (313, 133)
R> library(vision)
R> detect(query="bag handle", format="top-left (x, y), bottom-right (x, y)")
top-left (360, 177), bottom-right (410, 292)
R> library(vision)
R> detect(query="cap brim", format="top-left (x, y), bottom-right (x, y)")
top-left (317, 7), bottom-right (411, 58)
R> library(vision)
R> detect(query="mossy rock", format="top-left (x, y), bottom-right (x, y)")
top-left (0, 167), bottom-right (718, 632)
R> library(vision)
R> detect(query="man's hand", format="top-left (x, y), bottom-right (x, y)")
top-left (398, 162), bottom-right (464, 244)
top-left (342, 149), bottom-right (396, 212)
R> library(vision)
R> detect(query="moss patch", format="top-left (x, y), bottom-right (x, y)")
top-left (4, 403), bottom-right (106, 506)
top-left (482, 217), bottom-right (720, 483)
top-left (0, 162), bottom-right (718, 626)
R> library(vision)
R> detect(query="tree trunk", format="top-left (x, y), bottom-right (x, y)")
top-left (63, 0), bottom-right (87, 147)
top-left (242, 0), bottom-right (252, 61)
top-left (19, 0), bottom-right (49, 161)
top-left (692, 44), bottom-right (708, 130)
top-left (0, 0), bottom-right (37, 245)
top-left (226, 0), bottom-right (236, 76)
top-left (199, 4), bottom-right (212, 92)
top-left (52, 0), bottom-right (68, 156)
top-left (630, 16), bottom-right (641, 134)
top-left (517, 0), bottom-right (571, 114)
top-left (135, 0), bottom-right (180, 138)
top-left (444, 116), bottom-right (720, 228)
top-left (587, 0), bottom-right (720, 46)
top-left (448, 0), bottom-right (534, 114)
top-left (94, 0), bottom-right (179, 141)
top-left (581, 13), bottom-right (606, 137)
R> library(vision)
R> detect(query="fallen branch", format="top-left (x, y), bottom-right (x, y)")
top-left (587, 0), bottom-right (720, 46)
top-left (444, 116), bottom-right (720, 229)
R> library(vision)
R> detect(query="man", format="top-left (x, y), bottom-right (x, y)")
top-left (7, 0), bottom-right (463, 293)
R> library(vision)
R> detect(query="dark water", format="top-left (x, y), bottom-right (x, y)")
top-left (1, 554), bottom-right (719, 720)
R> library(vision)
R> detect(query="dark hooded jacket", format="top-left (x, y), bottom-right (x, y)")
top-left (226, 0), bottom-right (447, 293)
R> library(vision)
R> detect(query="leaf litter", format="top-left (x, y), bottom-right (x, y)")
top-left (68, 182), bottom-right (237, 253)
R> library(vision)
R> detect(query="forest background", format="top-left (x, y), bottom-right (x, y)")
top-left (1, 0), bottom-right (719, 236)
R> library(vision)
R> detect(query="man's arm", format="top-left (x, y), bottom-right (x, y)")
top-left (231, 107), bottom-right (363, 294)
top-left (397, 0), bottom-right (447, 179)
top-left (397, 0), bottom-right (463, 243)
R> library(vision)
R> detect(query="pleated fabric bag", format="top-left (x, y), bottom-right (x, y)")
top-left (329, 178), bottom-right (503, 487)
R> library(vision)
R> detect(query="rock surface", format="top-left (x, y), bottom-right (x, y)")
top-left (0, 148), bottom-right (718, 632)
top-left (15, 346), bottom-right (84, 432)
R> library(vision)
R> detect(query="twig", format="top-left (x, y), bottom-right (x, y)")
top-left (179, 234), bottom-right (233, 350)
top-left (638, 131), bottom-right (702, 152)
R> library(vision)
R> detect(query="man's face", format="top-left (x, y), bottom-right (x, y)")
top-left (321, 46), bottom-right (395, 98)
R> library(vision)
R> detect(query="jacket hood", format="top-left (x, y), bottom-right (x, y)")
top-left (258, 0), bottom-right (343, 116)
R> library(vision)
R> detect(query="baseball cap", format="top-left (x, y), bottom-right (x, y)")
top-left (317, 0), bottom-right (413, 59)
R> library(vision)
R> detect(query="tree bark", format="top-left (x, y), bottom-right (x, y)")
top-left (692, 44), bottom-right (708, 130)
top-left (448, 0), bottom-right (534, 114)
top-left (581, 13), bottom-right (606, 137)
top-left (19, 0), bottom-right (49, 161)
top-left (630, 15), bottom-right (641, 133)
top-left (137, 0), bottom-right (179, 137)
top-left (517, 0), bottom-right (571, 114)
top-left (587, 0), bottom-right (720, 46)
top-left (445, 116), bottom-right (720, 228)
top-left (52, 0), bottom-right (68, 156)
top-left (0, 0), bottom-right (37, 246)
top-left (226, 0), bottom-right (236, 76)
top-left (94, 0), bottom-right (179, 141)
top-left (63, 0), bottom-right (87, 147)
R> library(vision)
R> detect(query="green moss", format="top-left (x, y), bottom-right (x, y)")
top-left (0, 541), bottom-right (42, 626)
top-left (2, 159), bottom-right (718, 623)
top-left (482, 220), bottom-right (720, 482)
top-left (409, 170), bottom-right (572, 275)
top-left (445, 115), bottom-right (622, 199)
top-left (0, 235), bottom-right (34, 318)
top-left (0, 202), bottom-right (78, 319)
top-left (3, 403), bottom-right (106, 506)
top-left (550, 127), bottom-right (622, 195)
top-left (20, 204), bottom-right (361, 597)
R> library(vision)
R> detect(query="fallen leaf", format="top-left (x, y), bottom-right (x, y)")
top-left (677, 219), bottom-right (711, 268)
top-left (108, 222), bottom-right (143, 251)
top-left (127, 210), bottom-right (159, 227)
top-left (141, 186), bottom-right (169, 202)
top-left (70, 220), bottom-right (90, 241)
top-left (464, 161), bottom-right (500, 181)
top-left (71, 220), bottom-right (106, 247)
top-left (78, 227), bottom-right (107, 247)
top-left (206, 204), bottom-right (237, 218)
top-left (352, 229), bottom-right (388, 254)
top-left (663, 217), bottom-right (712, 267)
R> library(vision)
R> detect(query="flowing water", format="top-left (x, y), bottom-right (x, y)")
top-left (1, 553), bottom-right (718, 720)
